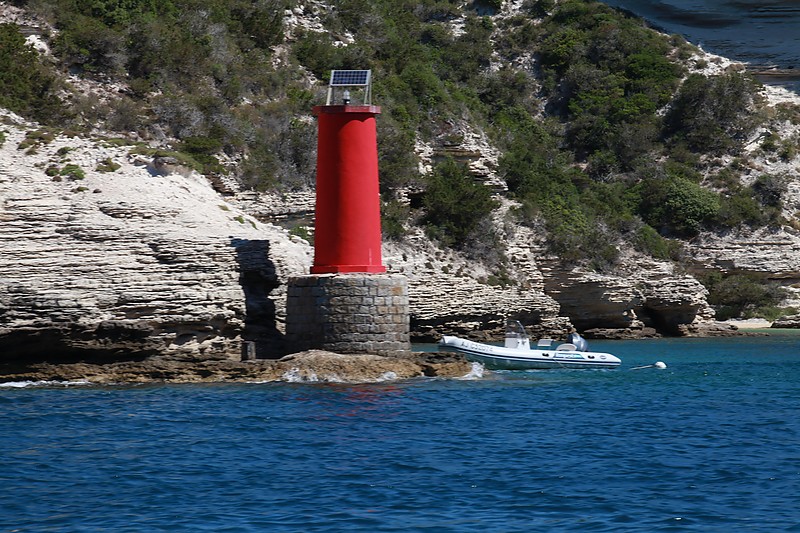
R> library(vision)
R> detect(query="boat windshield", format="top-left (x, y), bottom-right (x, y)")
top-left (505, 320), bottom-right (529, 342)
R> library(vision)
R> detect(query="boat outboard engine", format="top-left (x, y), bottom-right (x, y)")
top-left (567, 332), bottom-right (589, 352)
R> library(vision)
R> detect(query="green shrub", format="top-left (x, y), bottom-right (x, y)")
top-left (486, 265), bottom-right (514, 287)
top-left (179, 135), bottom-right (224, 172)
top-left (293, 32), bottom-right (354, 80)
top-left (61, 164), bottom-right (86, 180)
top-left (437, 15), bottom-right (494, 83)
top-left (288, 225), bottom-right (313, 243)
top-left (664, 72), bottom-right (761, 153)
top-left (531, 1), bottom-right (683, 163)
top-left (760, 132), bottom-right (779, 152)
top-left (523, 0), bottom-right (556, 17)
top-left (52, 14), bottom-right (127, 74)
top-left (715, 190), bottom-right (766, 228)
top-left (779, 140), bottom-right (797, 162)
top-left (632, 224), bottom-right (682, 260)
top-left (72, 0), bottom-right (177, 28)
top-left (421, 159), bottom-right (498, 250)
top-left (18, 129), bottom-right (57, 152)
top-left (377, 115), bottom-right (421, 194)
top-left (634, 175), bottom-right (720, 237)
top-left (381, 200), bottom-right (409, 241)
top-left (752, 173), bottom-right (787, 207)
top-left (129, 145), bottom-right (207, 173)
top-left (0, 24), bottom-right (63, 122)
top-left (700, 272), bottom-right (787, 320)
top-left (96, 158), bottom-right (121, 172)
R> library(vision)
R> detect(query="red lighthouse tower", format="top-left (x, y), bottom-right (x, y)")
top-left (311, 70), bottom-right (385, 274)
top-left (284, 70), bottom-right (409, 358)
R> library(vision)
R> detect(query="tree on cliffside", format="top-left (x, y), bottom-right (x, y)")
top-left (0, 0), bottom-right (777, 275)
top-left (421, 159), bottom-right (498, 252)
top-left (0, 24), bottom-right (63, 122)
top-left (664, 72), bottom-right (762, 154)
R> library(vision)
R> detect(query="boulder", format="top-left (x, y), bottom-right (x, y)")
top-left (771, 314), bottom-right (800, 328)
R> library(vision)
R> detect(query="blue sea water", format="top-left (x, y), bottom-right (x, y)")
top-left (2, 335), bottom-right (800, 531)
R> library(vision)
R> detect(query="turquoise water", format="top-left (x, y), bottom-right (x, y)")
top-left (2, 335), bottom-right (800, 531)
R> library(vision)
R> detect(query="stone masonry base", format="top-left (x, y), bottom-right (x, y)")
top-left (285, 274), bottom-right (410, 356)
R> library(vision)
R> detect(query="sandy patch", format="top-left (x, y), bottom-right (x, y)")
top-left (723, 318), bottom-right (773, 329)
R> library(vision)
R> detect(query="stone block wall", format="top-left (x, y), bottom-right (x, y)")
top-left (285, 274), bottom-right (410, 356)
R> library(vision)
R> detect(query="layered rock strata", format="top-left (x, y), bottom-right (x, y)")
top-left (539, 255), bottom-right (739, 338)
top-left (0, 114), bottom-right (310, 362)
top-left (0, 109), bottom-right (742, 370)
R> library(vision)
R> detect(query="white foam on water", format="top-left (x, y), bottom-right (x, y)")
top-left (458, 362), bottom-right (485, 380)
top-left (376, 371), bottom-right (398, 382)
top-left (280, 368), bottom-right (319, 383)
top-left (0, 379), bottom-right (92, 388)
top-left (280, 368), bottom-right (403, 384)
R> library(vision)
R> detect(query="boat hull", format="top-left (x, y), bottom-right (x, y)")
top-left (439, 336), bottom-right (621, 370)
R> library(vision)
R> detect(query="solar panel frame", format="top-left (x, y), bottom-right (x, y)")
top-left (326, 70), bottom-right (373, 105)
top-left (329, 70), bottom-right (371, 87)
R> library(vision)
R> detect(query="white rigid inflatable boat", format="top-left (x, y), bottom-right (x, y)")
top-left (439, 320), bottom-right (621, 370)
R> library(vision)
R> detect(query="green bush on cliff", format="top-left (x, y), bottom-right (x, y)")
top-left (664, 72), bottom-right (762, 154)
top-left (381, 200), bottom-right (409, 241)
top-left (713, 173), bottom-right (786, 230)
top-left (700, 272), bottom-right (787, 320)
top-left (0, 24), bottom-right (63, 123)
top-left (422, 159), bottom-right (498, 250)
top-left (532, 0), bottom-right (683, 163)
top-left (632, 225), bottom-right (682, 260)
top-left (631, 162), bottom-right (721, 237)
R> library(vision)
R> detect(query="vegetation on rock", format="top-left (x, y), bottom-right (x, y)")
top-left (699, 272), bottom-right (790, 321)
top-left (1, 0), bottom-right (796, 321)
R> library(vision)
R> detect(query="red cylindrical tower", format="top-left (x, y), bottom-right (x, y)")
top-left (311, 105), bottom-right (385, 274)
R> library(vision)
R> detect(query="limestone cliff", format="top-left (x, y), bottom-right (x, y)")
top-left (0, 110), bottom-right (311, 362)
top-left (0, 105), bottom-right (729, 370)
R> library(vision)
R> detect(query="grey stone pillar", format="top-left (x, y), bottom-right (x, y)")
top-left (285, 273), bottom-right (410, 356)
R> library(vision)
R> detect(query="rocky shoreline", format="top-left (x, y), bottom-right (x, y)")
top-left (3, 3), bottom-right (800, 382)
top-left (0, 351), bottom-right (476, 385)
top-left (0, 101), bottom-right (792, 380)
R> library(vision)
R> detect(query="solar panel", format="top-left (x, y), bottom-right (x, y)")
top-left (329, 70), bottom-right (371, 87)
top-left (326, 70), bottom-right (373, 105)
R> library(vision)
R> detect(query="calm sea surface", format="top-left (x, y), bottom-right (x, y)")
top-left (2, 335), bottom-right (800, 531)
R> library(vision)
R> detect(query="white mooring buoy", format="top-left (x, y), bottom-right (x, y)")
top-left (630, 361), bottom-right (668, 370)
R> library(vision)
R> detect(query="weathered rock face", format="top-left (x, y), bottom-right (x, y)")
top-left (771, 314), bottom-right (800, 328)
top-left (0, 113), bottom-right (311, 362)
top-left (383, 232), bottom-right (570, 342)
top-left (539, 256), bottom-right (720, 338)
top-left (0, 107), bottom-right (739, 369)
top-left (687, 227), bottom-right (800, 311)
top-left (689, 228), bottom-right (800, 279)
